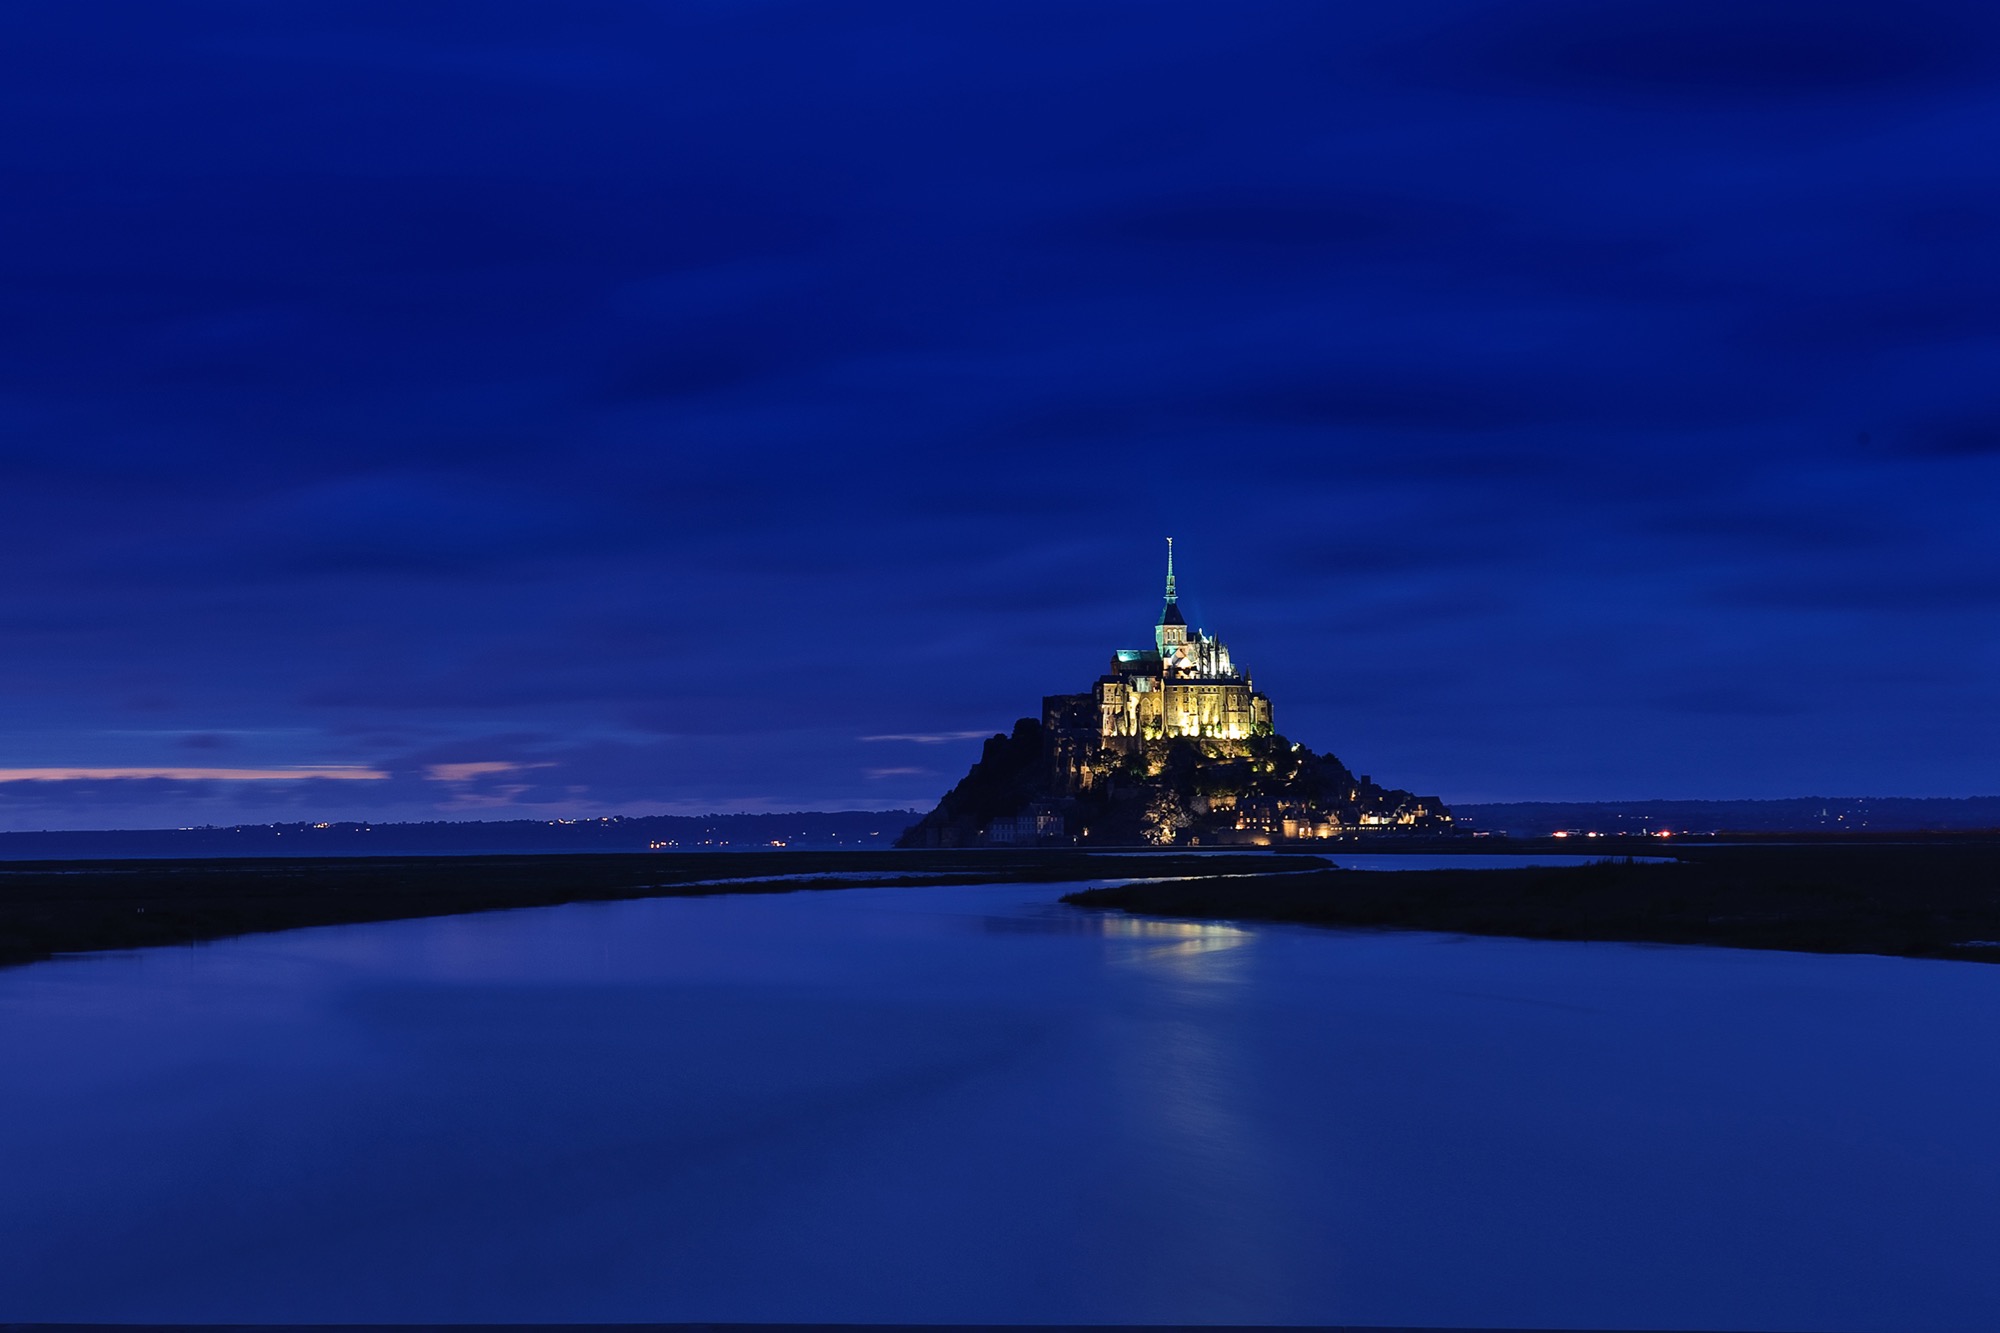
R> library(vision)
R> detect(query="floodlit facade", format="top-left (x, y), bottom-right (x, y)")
top-left (1047, 539), bottom-right (1272, 754)
top-left (895, 538), bottom-right (1450, 847)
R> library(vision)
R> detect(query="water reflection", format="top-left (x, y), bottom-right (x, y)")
top-left (1096, 914), bottom-right (1252, 966)
top-left (973, 886), bottom-right (1249, 964)
top-left (1094, 916), bottom-right (1249, 941)
top-left (2, 880), bottom-right (1998, 1331)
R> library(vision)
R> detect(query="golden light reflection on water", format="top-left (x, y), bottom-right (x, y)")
top-left (1095, 915), bottom-right (1252, 966)
top-left (1094, 917), bottom-right (1246, 940)
top-left (1092, 912), bottom-right (1287, 1307)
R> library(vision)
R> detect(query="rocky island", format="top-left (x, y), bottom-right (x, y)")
top-left (901, 541), bottom-right (1451, 847)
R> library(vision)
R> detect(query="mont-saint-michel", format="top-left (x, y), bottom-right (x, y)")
top-left (900, 540), bottom-right (1451, 847)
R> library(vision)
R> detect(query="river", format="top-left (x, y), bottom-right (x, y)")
top-left (2, 877), bottom-right (1996, 1330)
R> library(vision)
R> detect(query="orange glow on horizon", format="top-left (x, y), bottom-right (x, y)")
top-left (0, 766), bottom-right (389, 782)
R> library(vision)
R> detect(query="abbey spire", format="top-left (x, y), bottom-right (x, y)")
top-left (901, 537), bottom-right (1451, 847)
top-left (1155, 536), bottom-right (1188, 656)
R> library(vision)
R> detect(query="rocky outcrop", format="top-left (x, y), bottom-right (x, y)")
top-left (897, 719), bottom-right (1449, 847)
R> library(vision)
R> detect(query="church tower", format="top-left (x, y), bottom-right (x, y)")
top-left (1154, 536), bottom-right (1188, 657)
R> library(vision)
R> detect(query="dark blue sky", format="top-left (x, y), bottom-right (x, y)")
top-left (3, 0), bottom-right (1998, 828)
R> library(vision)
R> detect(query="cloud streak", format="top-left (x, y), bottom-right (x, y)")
top-left (424, 761), bottom-right (552, 783)
top-left (0, 767), bottom-right (388, 783)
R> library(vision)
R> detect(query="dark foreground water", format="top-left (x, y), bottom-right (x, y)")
top-left (3, 880), bottom-right (1998, 1331)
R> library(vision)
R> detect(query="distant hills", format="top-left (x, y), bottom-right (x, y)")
top-left (0, 810), bottom-right (922, 860)
top-left (1455, 797), bottom-right (2000, 837)
top-left (4, 797), bottom-right (1996, 860)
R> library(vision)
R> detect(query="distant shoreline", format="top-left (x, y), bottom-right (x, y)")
top-left (0, 809), bottom-right (924, 861)
top-left (1455, 796), bottom-right (2000, 836)
top-left (6, 794), bottom-right (1997, 861)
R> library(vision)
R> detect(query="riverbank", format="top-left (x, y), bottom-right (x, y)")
top-left (1062, 840), bottom-right (2000, 963)
top-left (0, 848), bottom-right (1319, 969)
top-left (15, 839), bottom-right (1998, 971)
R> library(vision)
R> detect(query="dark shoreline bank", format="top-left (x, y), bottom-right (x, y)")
top-left (10, 840), bottom-right (2000, 971)
top-left (1064, 840), bottom-right (2000, 964)
top-left (0, 849), bottom-right (1319, 970)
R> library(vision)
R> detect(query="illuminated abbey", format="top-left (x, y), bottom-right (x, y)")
top-left (1066, 538), bottom-right (1271, 750)
top-left (899, 540), bottom-right (1451, 847)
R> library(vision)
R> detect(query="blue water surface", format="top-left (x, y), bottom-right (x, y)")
top-left (2, 879), bottom-right (1997, 1331)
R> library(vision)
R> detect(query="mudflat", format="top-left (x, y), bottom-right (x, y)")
top-left (1065, 839), bottom-right (2000, 963)
top-left (13, 839), bottom-right (1999, 970)
top-left (0, 848), bottom-right (1320, 969)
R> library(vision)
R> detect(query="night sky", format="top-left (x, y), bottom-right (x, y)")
top-left (4, 1), bottom-right (1998, 830)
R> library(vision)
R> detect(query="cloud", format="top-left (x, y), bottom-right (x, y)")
top-left (1649, 687), bottom-right (1809, 718)
top-left (1067, 191), bottom-right (1487, 256)
top-left (437, 784), bottom-right (536, 811)
top-left (424, 761), bottom-right (553, 783)
top-left (1901, 414), bottom-right (2000, 458)
top-left (0, 766), bottom-right (386, 782)
top-left (858, 731), bottom-right (996, 744)
top-left (1416, 0), bottom-right (2000, 102)
top-left (1714, 572), bottom-right (2000, 613)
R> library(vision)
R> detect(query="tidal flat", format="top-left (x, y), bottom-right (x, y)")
top-left (7, 839), bottom-right (2000, 971)
top-left (0, 848), bottom-right (1319, 969)
top-left (1068, 838), bottom-right (2000, 964)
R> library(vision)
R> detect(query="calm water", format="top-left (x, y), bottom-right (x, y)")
top-left (1323, 852), bottom-right (1675, 871)
top-left (3, 880), bottom-right (1998, 1331)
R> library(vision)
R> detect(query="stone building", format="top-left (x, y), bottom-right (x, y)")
top-left (1044, 538), bottom-right (1272, 758)
top-left (896, 540), bottom-right (1451, 847)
